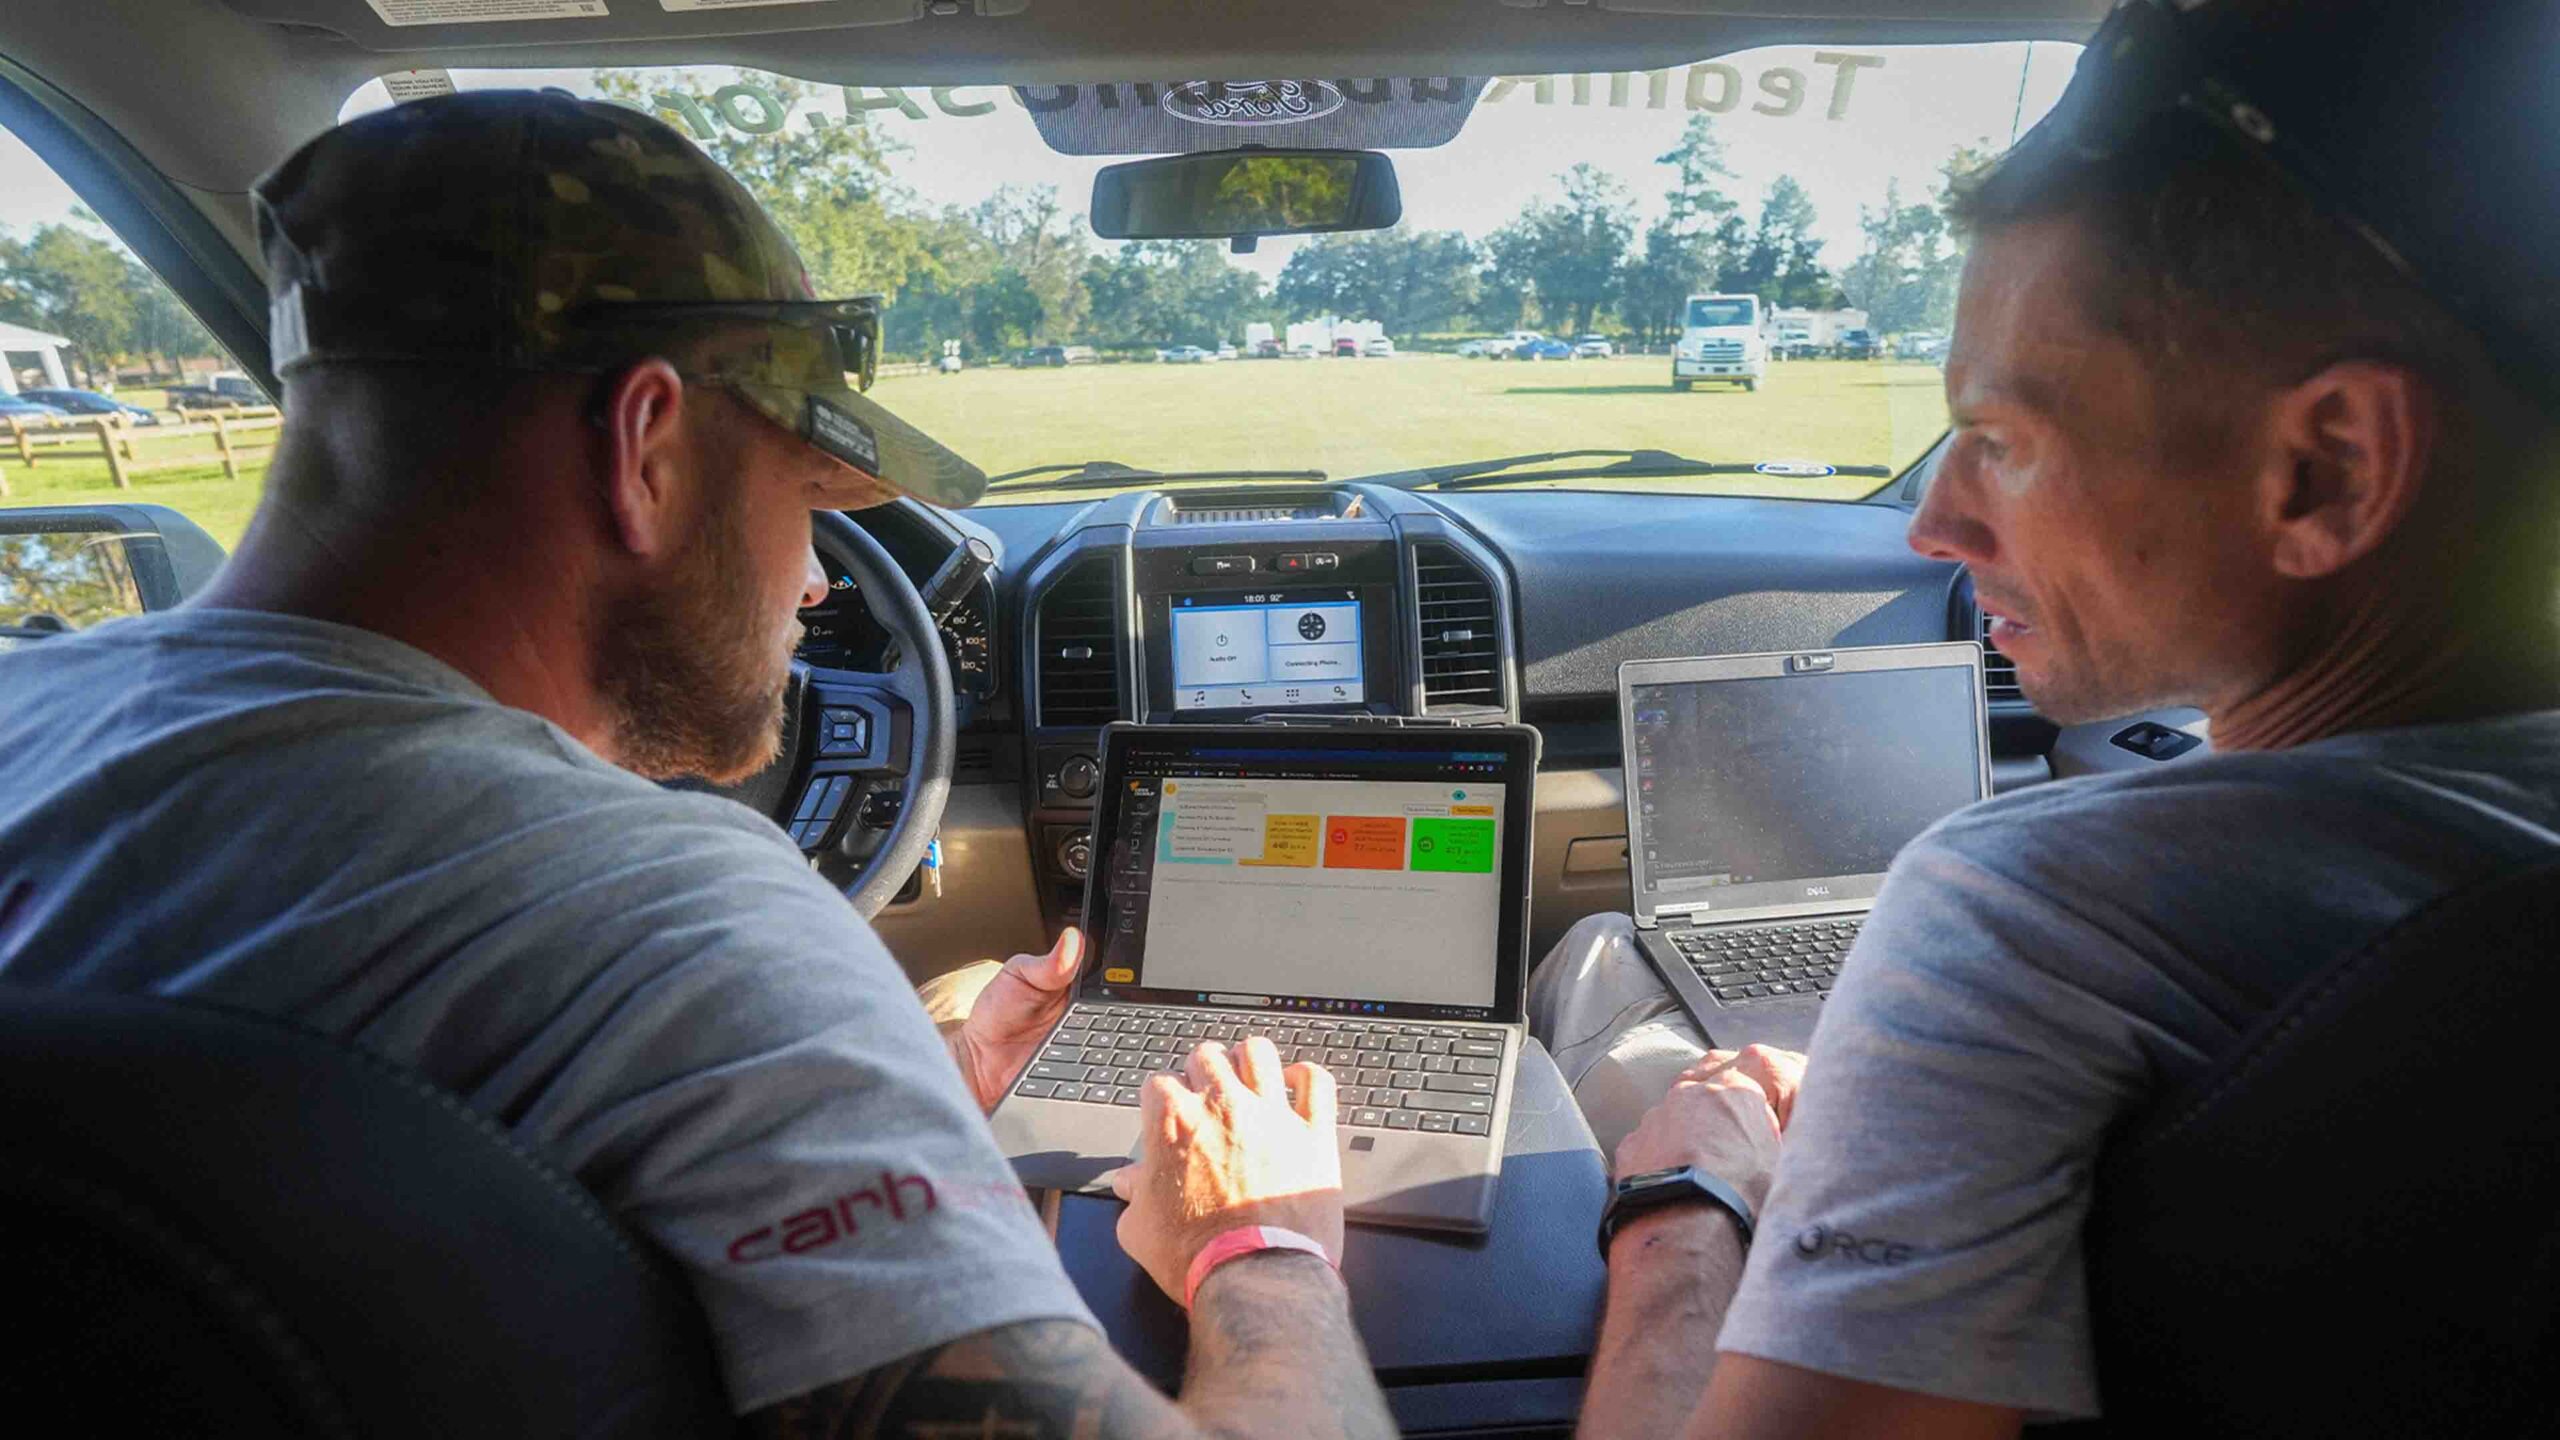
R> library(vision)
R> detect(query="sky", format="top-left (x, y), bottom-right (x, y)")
top-left (3, 40), bottom-right (2080, 290)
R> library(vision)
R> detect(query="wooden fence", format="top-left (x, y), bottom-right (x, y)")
top-left (1, 408), bottom-right (281, 497)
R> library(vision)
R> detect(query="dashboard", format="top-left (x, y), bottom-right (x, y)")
top-left (801, 475), bottom-right (2084, 939)
top-left (799, 548), bottom-right (997, 699)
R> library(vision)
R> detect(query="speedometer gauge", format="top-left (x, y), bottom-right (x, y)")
top-left (941, 597), bottom-right (996, 698)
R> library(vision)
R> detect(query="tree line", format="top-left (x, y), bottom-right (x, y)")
top-left (0, 209), bottom-right (221, 388)
top-left (0, 79), bottom-right (1990, 386)
top-left (615, 75), bottom-right (1990, 359)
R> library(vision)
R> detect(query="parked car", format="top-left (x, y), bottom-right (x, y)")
top-left (1250, 338), bottom-right (1284, 358)
top-left (17, 388), bottom-right (161, 425)
top-left (0, 395), bottom-right (68, 421)
top-left (1286, 342), bottom-right (1319, 359)
top-left (1454, 339), bottom-right (1489, 358)
top-left (1483, 329), bottom-right (1545, 358)
top-left (1362, 337), bottom-right (1396, 358)
top-left (1013, 344), bottom-right (1096, 368)
top-left (1216, 342), bottom-right (1237, 360)
top-left (1163, 345), bottom-right (1212, 364)
top-left (1574, 335), bottom-right (1615, 358)
top-left (1836, 328), bottom-right (1881, 360)
top-left (1515, 338), bottom-right (1576, 361)
top-left (1333, 337), bottom-right (1361, 358)
top-left (164, 371), bottom-right (266, 408)
top-left (1896, 330), bottom-right (1950, 361)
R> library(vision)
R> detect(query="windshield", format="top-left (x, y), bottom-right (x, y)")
top-left (340, 43), bottom-right (2080, 504)
top-left (1685, 299), bottom-right (1757, 329)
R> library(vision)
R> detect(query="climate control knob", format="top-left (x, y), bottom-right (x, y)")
top-left (1058, 829), bottom-right (1093, 880)
top-left (1058, 754), bottom-right (1099, 800)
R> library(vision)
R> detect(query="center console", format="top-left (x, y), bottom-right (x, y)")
top-left (1135, 540), bottom-right (1403, 720)
top-left (1016, 485), bottom-right (1520, 925)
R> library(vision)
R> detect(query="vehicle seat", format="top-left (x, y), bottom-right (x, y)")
top-left (2070, 858), bottom-right (2560, 1435)
top-left (0, 989), bottom-right (731, 1437)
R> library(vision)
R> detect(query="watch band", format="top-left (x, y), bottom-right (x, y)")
top-left (1596, 1165), bottom-right (1757, 1259)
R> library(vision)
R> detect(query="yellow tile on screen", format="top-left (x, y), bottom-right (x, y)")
top-left (1241, 813), bottom-right (1319, 867)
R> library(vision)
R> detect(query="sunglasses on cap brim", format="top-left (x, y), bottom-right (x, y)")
top-left (571, 296), bottom-right (883, 392)
top-left (2019, 0), bottom-right (2423, 292)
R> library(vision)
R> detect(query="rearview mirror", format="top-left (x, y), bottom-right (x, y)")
top-left (1090, 148), bottom-right (1401, 251)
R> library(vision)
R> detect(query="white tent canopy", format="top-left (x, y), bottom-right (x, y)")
top-left (0, 321), bottom-right (71, 394)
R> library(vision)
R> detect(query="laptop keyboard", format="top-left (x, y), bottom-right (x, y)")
top-left (1012, 1003), bottom-right (1506, 1136)
top-left (1668, 917), bottom-right (1862, 1005)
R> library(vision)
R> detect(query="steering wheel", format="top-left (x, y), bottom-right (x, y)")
top-left (710, 512), bottom-right (955, 917)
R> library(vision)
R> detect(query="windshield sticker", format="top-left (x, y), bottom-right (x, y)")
top-left (625, 59), bottom-right (1878, 151)
top-left (362, 0), bottom-right (607, 24)
top-left (1483, 53), bottom-right (1883, 121)
top-left (657, 0), bottom-right (826, 9)
top-left (380, 69), bottom-right (458, 103)
top-left (1016, 77), bottom-right (1484, 155)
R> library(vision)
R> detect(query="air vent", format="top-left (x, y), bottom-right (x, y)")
top-left (1415, 543), bottom-right (1503, 712)
top-left (1036, 560), bottom-right (1122, 726)
top-left (1977, 609), bottom-right (2024, 703)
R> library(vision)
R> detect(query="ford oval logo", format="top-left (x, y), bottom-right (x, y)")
top-left (1162, 80), bottom-right (1347, 127)
top-left (1753, 460), bottom-right (1839, 478)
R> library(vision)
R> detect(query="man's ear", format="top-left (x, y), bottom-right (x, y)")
top-left (594, 358), bottom-right (691, 562)
top-left (2257, 359), bottom-right (2437, 580)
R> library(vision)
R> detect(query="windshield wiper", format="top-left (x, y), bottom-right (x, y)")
top-left (981, 460), bottom-right (1330, 494)
top-left (1373, 448), bottom-right (1892, 493)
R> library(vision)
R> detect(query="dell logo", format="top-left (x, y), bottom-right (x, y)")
top-left (1804, 885), bottom-right (1832, 898)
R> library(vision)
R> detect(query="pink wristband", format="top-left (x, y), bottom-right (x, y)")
top-left (1181, 1225), bottom-right (1336, 1309)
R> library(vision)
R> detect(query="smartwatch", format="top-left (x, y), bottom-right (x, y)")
top-left (1596, 1165), bottom-right (1757, 1259)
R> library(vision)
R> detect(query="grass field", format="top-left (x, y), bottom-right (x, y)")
top-left (894, 355), bottom-right (1948, 506)
top-left (0, 357), bottom-right (1946, 549)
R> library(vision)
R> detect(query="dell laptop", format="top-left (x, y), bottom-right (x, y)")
top-left (991, 721), bottom-right (1540, 1233)
top-left (1618, 642), bottom-right (1992, 1052)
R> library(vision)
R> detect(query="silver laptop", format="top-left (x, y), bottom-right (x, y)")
top-left (991, 721), bottom-right (1540, 1234)
top-left (1618, 642), bottom-right (1992, 1052)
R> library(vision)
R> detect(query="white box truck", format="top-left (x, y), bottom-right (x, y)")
top-left (1768, 307), bottom-right (1870, 360)
top-left (1672, 294), bottom-right (1766, 391)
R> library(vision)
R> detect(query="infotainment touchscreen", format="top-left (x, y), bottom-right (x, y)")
top-left (1168, 587), bottom-right (1365, 711)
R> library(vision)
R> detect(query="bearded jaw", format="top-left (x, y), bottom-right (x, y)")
top-left (597, 521), bottom-right (808, 786)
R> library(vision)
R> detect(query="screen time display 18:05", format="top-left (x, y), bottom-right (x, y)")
top-left (1170, 589), bottom-right (1364, 711)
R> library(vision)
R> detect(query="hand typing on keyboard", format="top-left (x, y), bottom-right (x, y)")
top-left (1105, 1036), bottom-right (1345, 1304)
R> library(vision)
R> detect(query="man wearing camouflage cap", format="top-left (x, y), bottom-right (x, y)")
top-left (0, 92), bottom-right (1389, 1438)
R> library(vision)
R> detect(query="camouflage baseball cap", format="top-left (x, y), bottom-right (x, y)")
top-left (253, 89), bottom-right (987, 507)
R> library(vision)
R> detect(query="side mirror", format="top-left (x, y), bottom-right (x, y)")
top-left (0, 504), bottom-right (225, 648)
top-left (1091, 148), bottom-right (1401, 252)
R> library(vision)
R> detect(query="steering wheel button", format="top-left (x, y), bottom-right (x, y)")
top-left (792, 781), bottom-right (828, 822)
top-left (814, 775), bottom-right (852, 818)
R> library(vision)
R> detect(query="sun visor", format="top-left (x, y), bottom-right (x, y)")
top-left (1014, 78), bottom-right (1486, 155)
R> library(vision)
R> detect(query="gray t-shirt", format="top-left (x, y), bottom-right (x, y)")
top-left (0, 608), bottom-right (1094, 1412)
top-left (1716, 711), bottom-right (2560, 1418)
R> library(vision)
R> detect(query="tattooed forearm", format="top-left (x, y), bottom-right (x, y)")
top-left (1182, 1251), bottom-right (1394, 1440)
top-left (741, 1320), bottom-right (1190, 1440)
top-left (739, 1258), bottom-right (1392, 1440)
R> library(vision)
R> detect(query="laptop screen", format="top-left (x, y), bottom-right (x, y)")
top-left (1626, 653), bottom-right (1986, 918)
top-left (1086, 726), bottom-right (1537, 1023)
